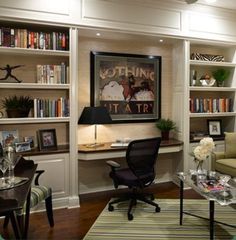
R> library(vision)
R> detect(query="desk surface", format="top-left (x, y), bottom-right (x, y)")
top-left (78, 139), bottom-right (183, 160)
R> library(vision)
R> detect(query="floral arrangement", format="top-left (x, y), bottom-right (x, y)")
top-left (193, 137), bottom-right (215, 170)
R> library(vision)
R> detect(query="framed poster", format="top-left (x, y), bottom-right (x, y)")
top-left (207, 119), bottom-right (222, 136)
top-left (90, 51), bottom-right (161, 123)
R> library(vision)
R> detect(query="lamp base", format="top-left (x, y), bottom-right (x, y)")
top-left (85, 143), bottom-right (105, 148)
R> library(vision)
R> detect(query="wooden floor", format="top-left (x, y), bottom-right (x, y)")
top-left (0, 182), bottom-right (202, 240)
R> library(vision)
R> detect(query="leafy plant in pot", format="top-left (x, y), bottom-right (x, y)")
top-left (1, 95), bottom-right (33, 118)
top-left (156, 118), bottom-right (176, 140)
top-left (212, 68), bottom-right (230, 87)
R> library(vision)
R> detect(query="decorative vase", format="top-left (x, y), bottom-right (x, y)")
top-left (196, 159), bottom-right (204, 173)
top-left (6, 108), bottom-right (30, 118)
top-left (161, 131), bottom-right (169, 140)
top-left (217, 81), bottom-right (224, 87)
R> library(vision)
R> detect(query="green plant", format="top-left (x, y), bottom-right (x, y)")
top-left (212, 68), bottom-right (230, 84)
top-left (155, 118), bottom-right (176, 132)
top-left (1, 95), bottom-right (33, 110)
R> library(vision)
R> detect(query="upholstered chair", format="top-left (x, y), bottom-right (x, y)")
top-left (4, 166), bottom-right (54, 238)
top-left (211, 132), bottom-right (236, 177)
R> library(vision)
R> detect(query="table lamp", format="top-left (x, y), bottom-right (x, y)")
top-left (78, 106), bottom-right (112, 148)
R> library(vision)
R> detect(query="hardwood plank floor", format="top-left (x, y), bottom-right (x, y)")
top-left (0, 182), bottom-right (202, 240)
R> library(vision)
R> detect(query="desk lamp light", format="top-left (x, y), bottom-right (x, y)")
top-left (78, 106), bottom-right (112, 148)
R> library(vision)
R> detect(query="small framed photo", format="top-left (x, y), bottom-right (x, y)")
top-left (23, 136), bottom-right (35, 148)
top-left (15, 142), bottom-right (31, 153)
top-left (207, 119), bottom-right (222, 136)
top-left (0, 130), bottom-right (19, 147)
top-left (37, 129), bottom-right (57, 151)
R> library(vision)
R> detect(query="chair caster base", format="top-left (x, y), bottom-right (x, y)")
top-left (128, 213), bottom-right (133, 221)
top-left (108, 205), bottom-right (114, 211)
top-left (155, 206), bottom-right (161, 212)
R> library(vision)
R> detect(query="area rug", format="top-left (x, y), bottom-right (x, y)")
top-left (83, 199), bottom-right (236, 240)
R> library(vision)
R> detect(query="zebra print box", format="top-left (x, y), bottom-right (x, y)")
top-left (191, 53), bottom-right (224, 62)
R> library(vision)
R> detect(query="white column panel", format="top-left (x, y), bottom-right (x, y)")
top-left (0, 0), bottom-right (72, 23)
top-left (0, 0), bottom-right (69, 15)
top-left (81, 0), bottom-right (182, 35)
top-left (187, 12), bottom-right (236, 42)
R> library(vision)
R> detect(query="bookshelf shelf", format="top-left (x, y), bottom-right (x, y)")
top-left (190, 86), bottom-right (236, 92)
top-left (0, 83), bottom-right (70, 89)
top-left (189, 112), bottom-right (236, 118)
top-left (190, 60), bottom-right (236, 67)
top-left (0, 46), bottom-right (69, 56)
top-left (0, 117), bottom-right (70, 124)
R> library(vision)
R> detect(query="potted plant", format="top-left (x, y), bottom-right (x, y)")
top-left (1, 95), bottom-right (33, 118)
top-left (212, 68), bottom-right (230, 87)
top-left (156, 118), bottom-right (176, 140)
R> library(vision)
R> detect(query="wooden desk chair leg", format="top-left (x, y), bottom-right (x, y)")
top-left (23, 189), bottom-right (31, 239)
top-left (10, 211), bottom-right (22, 240)
top-left (3, 215), bottom-right (10, 228)
top-left (45, 195), bottom-right (54, 227)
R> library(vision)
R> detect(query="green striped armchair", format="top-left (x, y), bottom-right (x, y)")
top-left (4, 168), bottom-right (54, 238)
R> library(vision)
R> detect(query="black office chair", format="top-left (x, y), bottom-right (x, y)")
top-left (106, 137), bottom-right (162, 220)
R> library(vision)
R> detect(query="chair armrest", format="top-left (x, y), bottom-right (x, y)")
top-left (34, 170), bottom-right (45, 186)
top-left (211, 152), bottom-right (225, 170)
top-left (106, 160), bottom-right (120, 168)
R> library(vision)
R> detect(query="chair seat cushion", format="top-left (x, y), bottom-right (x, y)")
top-left (215, 158), bottom-right (236, 177)
top-left (30, 185), bottom-right (52, 208)
top-left (114, 168), bottom-right (154, 187)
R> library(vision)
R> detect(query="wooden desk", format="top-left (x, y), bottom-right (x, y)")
top-left (0, 158), bottom-right (37, 239)
top-left (78, 139), bottom-right (183, 161)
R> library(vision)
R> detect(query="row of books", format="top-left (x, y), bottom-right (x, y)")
top-left (36, 63), bottom-right (69, 84)
top-left (33, 98), bottom-right (69, 118)
top-left (189, 98), bottom-right (233, 113)
top-left (0, 27), bottom-right (69, 50)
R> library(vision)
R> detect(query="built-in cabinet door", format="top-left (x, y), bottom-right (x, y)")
top-left (27, 153), bottom-right (69, 200)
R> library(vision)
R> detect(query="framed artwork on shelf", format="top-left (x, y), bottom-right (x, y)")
top-left (37, 129), bottom-right (57, 151)
top-left (15, 142), bottom-right (31, 153)
top-left (207, 119), bottom-right (222, 137)
top-left (0, 130), bottom-right (19, 147)
top-left (90, 51), bottom-right (162, 123)
top-left (23, 136), bottom-right (35, 148)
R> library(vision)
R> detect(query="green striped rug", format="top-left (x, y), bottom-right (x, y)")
top-left (83, 199), bottom-right (236, 240)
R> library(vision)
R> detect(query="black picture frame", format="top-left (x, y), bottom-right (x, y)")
top-left (38, 129), bottom-right (57, 151)
top-left (90, 51), bottom-right (162, 123)
top-left (207, 119), bottom-right (222, 136)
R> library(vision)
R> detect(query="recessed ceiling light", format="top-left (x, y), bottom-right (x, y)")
top-left (159, 39), bottom-right (163, 43)
top-left (96, 33), bottom-right (101, 36)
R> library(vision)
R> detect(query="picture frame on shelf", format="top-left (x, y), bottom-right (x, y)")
top-left (15, 142), bottom-right (31, 153)
top-left (37, 129), bottom-right (57, 151)
top-left (23, 136), bottom-right (35, 148)
top-left (207, 119), bottom-right (222, 137)
top-left (90, 51), bottom-right (162, 123)
top-left (0, 130), bottom-right (19, 147)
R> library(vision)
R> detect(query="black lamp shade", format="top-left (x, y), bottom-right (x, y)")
top-left (78, 106), bottom-right (112, 124)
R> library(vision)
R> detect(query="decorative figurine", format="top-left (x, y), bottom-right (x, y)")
top-left (0, 64), bottom-right (24, 83)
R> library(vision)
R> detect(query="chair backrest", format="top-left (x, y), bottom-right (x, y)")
top-left (126, 137), bottom-right (162, 184)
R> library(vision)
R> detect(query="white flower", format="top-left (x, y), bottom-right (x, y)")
top-left (193, 137), bottom-right (215, 162)
top-left (200, 137), bottom-right (215, 151)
